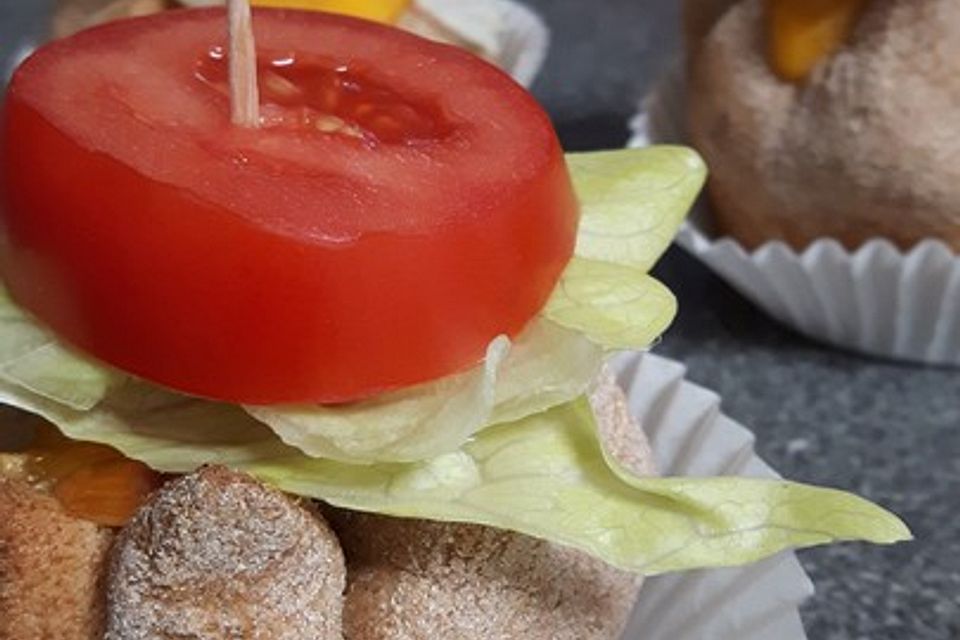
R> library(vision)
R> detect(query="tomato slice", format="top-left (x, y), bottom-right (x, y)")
top-left (1, 9), bottom-right (577, 404)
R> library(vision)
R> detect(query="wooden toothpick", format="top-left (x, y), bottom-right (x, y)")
top-left (227, 0), bottom-right (260, 127)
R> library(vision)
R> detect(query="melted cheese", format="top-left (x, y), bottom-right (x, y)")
top-left (252, 0), bottom-right (410, 23)
top-left (767, 0), bottom-right (871, 82)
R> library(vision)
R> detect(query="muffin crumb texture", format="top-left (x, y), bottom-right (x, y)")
top-left (0, 478), bottom-right (113, 640)
top-left (1, 375), bottom-right (653, 640)
top-left (689, 0), bottom-right (960, 250)
top-left (328, 374), bottom-right (648, 640)
top-left (105, 465), bottom-right (345, 640)
top-left (330, 511), bottom-right (642, 640)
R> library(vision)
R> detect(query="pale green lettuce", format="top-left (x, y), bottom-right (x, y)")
top-left (0, 289), bottom-right (119, 410)
top-left (0, 377), bottom-right (293, 467)
top-left (259, 399), bottom-right (909, 575)
top-left (543, 257), bottom-right (677, 350)
top-left (246, 322), bottom-right (603, 463)
top-left (538, 147), bottom-right (704, 349)
top-left (568, 146), bottom-right (706, 271)
top-left (489, 319), bottom-right (603, 424)
top-left (0, 284), bottom-right (603, 464)
top-left (246, 337), bottom-right (510, 464)
top-left (0, 379), bottom-right (910, 575)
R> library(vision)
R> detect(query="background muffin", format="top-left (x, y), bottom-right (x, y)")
top-left (686, 0), bottom-right (960, 250)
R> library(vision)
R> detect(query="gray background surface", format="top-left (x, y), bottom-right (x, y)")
top-left (1, 0), bottom-right (958, 638)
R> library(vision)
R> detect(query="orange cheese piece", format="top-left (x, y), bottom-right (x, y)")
top-left (767, 0), bottom-right (871, 82)
top-left (21, 427), bottom-right (163, 527)
top-left (252, 0), bottom-right (410, 23)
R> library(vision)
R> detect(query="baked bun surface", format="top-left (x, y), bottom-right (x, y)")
top-left (328, 370), bottom-right (650, 640)
top-left (0, 372), bottom-right (655, 639)
top-left (105, 466), bottom-right (345, 640)
top-left (329, 511), bottom-right (641, 640)
top-left (0, 478), bottom-right (113, 640)
top-left (682, 0), bottom-right (740, 54)
top-left (688, 0), bottom-right (960, 250)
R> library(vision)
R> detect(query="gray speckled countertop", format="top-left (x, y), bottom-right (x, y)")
top-left (1, 0), bottom-right (958, 637)
top-left (521, 0), bottom-right (960, 638)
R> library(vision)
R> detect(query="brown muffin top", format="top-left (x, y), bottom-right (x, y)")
top-left (689, 0), bottom-right (960, 249)
top-left (329, 371), bottom-right (652, 640)
top-left (105, 465), bottom-right (346, 640)
top-left (0, 478), bottom-right (114, 640)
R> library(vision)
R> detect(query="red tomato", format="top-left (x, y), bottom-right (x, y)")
top-left (0, 8), bottom-right (578, 404)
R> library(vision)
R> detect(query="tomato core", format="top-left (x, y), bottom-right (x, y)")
top-left (194, 47), bottom-right (451, 144)
top-left (0, 9), bottom-right (578, 404)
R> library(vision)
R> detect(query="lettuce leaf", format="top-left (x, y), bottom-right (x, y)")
top-left (246, 320), bottom-right (606, 464)
top-left (539, 146), bottom-right (704, 349)
top-left (543, 258), bottom-right (677, 350)
top-left (0, 380), bottom-right (910, 575)
top-left (0, 289), bottom-right (118, 411)
top-left (0, 283), bottom-right (605, 463)
top-left (0, 377), bottom-right (293, 468)
top-left (246, 337), bottom-right (510, 464)
top-left (567, 146), bottom-right (706, 271)
top-left (489, 319), bottom-right (603, 424)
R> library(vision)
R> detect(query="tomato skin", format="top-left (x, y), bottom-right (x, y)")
top-left (0, 9), bottom-right (577, 404)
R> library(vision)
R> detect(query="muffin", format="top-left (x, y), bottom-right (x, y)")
top-left (681, 0), bottom-right (737, 55)
top-left (0, 373), bottom-right (652, 640)
top-left (686, 0), bottom-right (960, 251)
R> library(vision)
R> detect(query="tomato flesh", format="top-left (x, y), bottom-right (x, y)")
top-left (0, 9), bottom-right (578, 404)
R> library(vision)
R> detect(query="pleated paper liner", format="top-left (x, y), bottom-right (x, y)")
top-left (398, 0), bottom-right (549, 87)
top-left (631, 63), bottom-right (960, 367)
top-left (613, 351), bottom-right (813, 640)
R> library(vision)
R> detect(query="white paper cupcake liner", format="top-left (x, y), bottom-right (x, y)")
top-left (402, 0), bottom-right (549, 87)
top-left (176, 0), bottom-right (549, 87)
top-left (630, 63), bottom-right (960, 367)
top-left (614, 351), bottom-right (813, 640)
